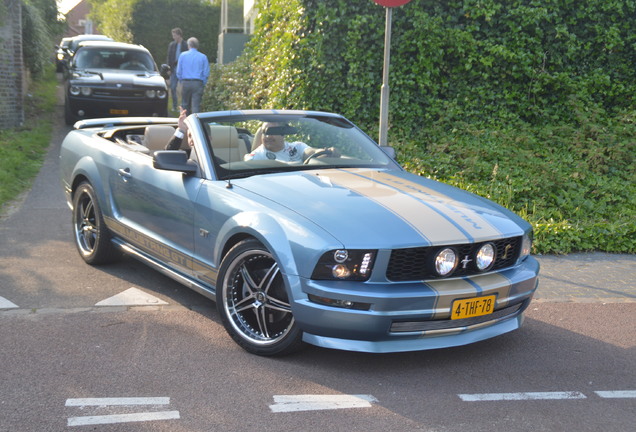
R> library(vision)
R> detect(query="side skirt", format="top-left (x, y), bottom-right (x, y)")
top-left (112, 238), bottom-right (217, 302)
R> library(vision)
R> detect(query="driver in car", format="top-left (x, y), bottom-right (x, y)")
top-left (244, 122), bottom-right (311, 162)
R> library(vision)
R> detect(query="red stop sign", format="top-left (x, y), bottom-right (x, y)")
top-left (372, 0), bottom-right (412, 6)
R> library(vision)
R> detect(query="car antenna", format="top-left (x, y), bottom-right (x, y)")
top-left (225, 126), bottom-right (233, 189)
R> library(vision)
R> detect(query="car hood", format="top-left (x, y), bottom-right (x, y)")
top-left (70, 70), bottom-right (166, 87)
top-left (236, 168), bottom-right (529, 248)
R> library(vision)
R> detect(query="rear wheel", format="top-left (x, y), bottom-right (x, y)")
top-left (72, 182), bottom-right (119, 264)
top-left (216, 239), bottom-right (304, 356)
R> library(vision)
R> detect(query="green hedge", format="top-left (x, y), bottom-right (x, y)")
top-left (207, 0), bottom-right (636, 254)
top-left (21, 0), bottom-right (63, 79)
top-left (90, 0), bottom-right (220, 63)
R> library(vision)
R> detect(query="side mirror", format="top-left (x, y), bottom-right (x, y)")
top-left (160, 64), bottom-right (171, 80)
top-left (153, 150), bottom-right (197, 174)
top-left (381, 146), bottom-right (396, 159)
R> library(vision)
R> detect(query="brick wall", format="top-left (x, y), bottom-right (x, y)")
top-left (0, 0), bottom-right (25, 128)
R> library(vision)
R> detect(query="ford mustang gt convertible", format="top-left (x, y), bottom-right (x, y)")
top-left (59, 110), bottom-right (539, 356)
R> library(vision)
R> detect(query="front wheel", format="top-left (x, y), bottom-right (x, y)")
top-left (64, 100), bottom-right (76, 126)
top-left (72, 182), bottom-right (119, 264)
top-left (216, 239), bottom-right (304, 356)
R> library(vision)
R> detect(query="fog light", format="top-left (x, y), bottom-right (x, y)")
top-left (435, 248), bottom-right (457, 276)
top-left (476, 243), bottom-right (496, 271)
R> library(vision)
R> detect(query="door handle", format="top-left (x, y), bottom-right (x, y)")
top-left (118, 168), bottom-right (132, 181)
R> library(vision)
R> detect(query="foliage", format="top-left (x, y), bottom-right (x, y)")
top-left (202, 0), bottom-right (636, 254)
top-left (202, 55), bottom-right (254, 111)
top-left (21, 0), bottom-right (62, 78)
top-left (89, 0), bottom-right (135, 42)
top-left (0, 66), bottom-right (56, 213)
top-left (394, 105), bottom-right (636, 254)
top-left (90, 0), bottom-right (220, 64)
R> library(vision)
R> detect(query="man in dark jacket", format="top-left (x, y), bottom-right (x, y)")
top-left (166, 28), bottom-right (188, 111)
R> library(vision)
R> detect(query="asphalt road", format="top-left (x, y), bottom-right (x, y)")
top-left (0, 76), bottom-right (634, 432)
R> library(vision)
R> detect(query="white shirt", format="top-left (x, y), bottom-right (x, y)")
top-left (244, 141), bottom-right (310, 162)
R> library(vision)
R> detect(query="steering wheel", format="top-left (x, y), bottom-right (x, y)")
top-left (303, 148), bottom-right (333, 164)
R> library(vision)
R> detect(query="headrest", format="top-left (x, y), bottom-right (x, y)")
top-left (143, 125), bottom-right (175, 151)
top-left (209, 125), bottom-right (239, 149)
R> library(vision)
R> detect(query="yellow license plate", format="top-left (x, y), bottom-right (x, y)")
top-left (451, 295), bottom-right (496, 320)
top-left (110, 109), bottom-right (128, 115)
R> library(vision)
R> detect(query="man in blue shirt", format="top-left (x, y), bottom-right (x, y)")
top-left (176, 37), bottom-right (210, 115)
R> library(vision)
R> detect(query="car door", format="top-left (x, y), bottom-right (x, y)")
top-left (109, 150), bottom-right (202, 275)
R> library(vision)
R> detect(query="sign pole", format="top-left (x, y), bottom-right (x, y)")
top-left (378, 6), bottom-right (392, 147)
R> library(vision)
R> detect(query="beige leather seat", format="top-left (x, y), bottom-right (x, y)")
top-left (142, 125), bottom-right (176, 152)
top-left (209, 125), bottom-right (245, 162)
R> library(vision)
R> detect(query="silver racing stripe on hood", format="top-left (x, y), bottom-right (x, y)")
top-left (319, 169), bottom-right (503, 244)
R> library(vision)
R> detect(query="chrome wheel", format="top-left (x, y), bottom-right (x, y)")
top-left (74, 191), bottom-right (98, 255)
top-left (217, 239), bottom-right (303, 355)
top-left (72, 182), bottom-right (118, 264)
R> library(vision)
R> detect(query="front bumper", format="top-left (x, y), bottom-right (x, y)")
top-left (67, 95), bottom-right (167, 119)
top-left (290, 256), bottom-right (539, 353)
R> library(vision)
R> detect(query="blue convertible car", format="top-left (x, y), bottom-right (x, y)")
top-left (59, 110), bottom-right (539, 356)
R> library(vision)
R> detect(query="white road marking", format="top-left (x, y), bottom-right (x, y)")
top-left (95, 287), bottom-right (168, 306)
top-left (0, 296), bottom-right (18, 309)
top-left (65, 397), bottom-right (178, 427)
top-left (458, 391), bottom-right (587, 401)
top-left (68, 411), bottom-right (180, 427)
top-left (270, 394), bottom-right (377, 413)
top-left (66, 397), bottom-right (170, 406)
top-left (595, 390), bottom-right (636, 399)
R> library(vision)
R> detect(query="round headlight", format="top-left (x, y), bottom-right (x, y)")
top-left (331, 264), bottom-right (351, 279)
top-left (80, 87), bottom-right (91, 96)
top-left (156, 89), bottom-right (167, 99)
top-left (435, 248), bottom-right (457, 276)
top-left (334, 250), bottom-right (348, 263)
top-left (476, 243), bottom-right (496, 271)
top-left (69, 86), bottom-right (81, 96)
top-left (146, 89), bottom-right (156, 98)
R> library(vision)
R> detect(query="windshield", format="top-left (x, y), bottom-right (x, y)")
top-left (197, 112), bottom-right (398, 180)
top-left (74, 48), bottom-right (156, 71)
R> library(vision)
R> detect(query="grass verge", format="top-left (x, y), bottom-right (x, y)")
top-left (0, 67), bottom-right (57, 215)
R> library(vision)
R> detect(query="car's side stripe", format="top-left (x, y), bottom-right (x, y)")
top-left (105, 216), bottom-right (218, 286)
top-left (321, 170), bottom-right (467, 244)
top-left (368, 170), bottom-right (503, 241)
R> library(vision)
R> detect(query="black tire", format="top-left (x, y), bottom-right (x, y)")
top-left (216, 239), bottom-right (304, 356)
top-left (72, 182), bottom-right (119, 265)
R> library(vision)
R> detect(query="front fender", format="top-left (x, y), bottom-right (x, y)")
top-left (59, 132), bottom-right (113, 220)
top-left (214, 210), bottom-right (341, 279)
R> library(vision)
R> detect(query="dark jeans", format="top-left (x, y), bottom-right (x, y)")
top-left (170, 74), bottom-right (180, 110)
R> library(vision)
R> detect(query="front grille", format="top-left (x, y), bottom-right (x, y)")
top-left (92, 88), bottom-right (148, 99)
top-left (390, 302), bottom-right (523, 333)
top-left (386, 236), bottom-right (521, 282)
